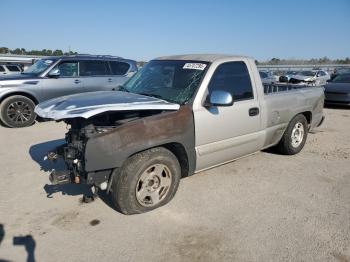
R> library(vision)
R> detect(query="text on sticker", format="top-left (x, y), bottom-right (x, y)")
top-left (183, 63), bottom-right (207, 70)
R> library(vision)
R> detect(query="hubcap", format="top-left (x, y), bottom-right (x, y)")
top-left (291, 122), bottom-right (304, 148)
top-left (6, 101), bottom-right (32, 123)
top-left (136, 164), bottom-right (172, 207)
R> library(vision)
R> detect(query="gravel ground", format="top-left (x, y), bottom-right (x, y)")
top-left (0, 108), bottom-right (349, 262)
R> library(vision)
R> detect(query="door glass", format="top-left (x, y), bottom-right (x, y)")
top-left (80, 60), bottom-right (109, 76)
top-left (7, 65), bottom-right (21, 72)
top-left (208, 62), bottom-right (254, 101)
top-left (0, 66), bottom-right (4, 72)
top-left (110, 61), bottom-right (130, 75)
top-left (54, 61), bottom-right (78, 77)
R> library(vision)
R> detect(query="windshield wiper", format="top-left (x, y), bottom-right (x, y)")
top-left (137, 93), bottom-right (178, 104)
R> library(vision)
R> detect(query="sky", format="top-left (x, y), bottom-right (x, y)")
top-left (1, 0), bottom-right (349, 61)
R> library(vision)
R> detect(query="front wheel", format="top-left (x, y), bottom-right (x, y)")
top-left (111, 147), bottom-right (181, 215)
top-left (276, 114), bottom-right (308, 155)
top-left (0, 95), bottom-right (36, 128)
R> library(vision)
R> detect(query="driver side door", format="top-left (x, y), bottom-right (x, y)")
top-left (41, 60), bottom-right (83, 101)
top-left (194, 61), bottom-right (263, 171)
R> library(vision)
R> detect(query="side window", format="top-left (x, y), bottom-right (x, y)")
top-left (55, 61), bottom-right (78, 77)
top-left (0, 66), bottom-right (5, 72)
top-left (208, 61), bottom-right (254, 101)
top-left (7, 65), bottom-right (21, 72)
top-left (110, 61), bottom-right (130, 75)
top-left (80, 60), bottom-right (109, 76)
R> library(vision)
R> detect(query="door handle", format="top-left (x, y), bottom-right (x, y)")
top-left (74, 79), bottom-right (81, 84)
top-left (108, 78), bottom-right (113, 82)
top-left (249, 107), bottom-right (259, 116)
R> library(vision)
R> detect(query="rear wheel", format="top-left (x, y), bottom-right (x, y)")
top-left (0, 95), bottom-right (36, 128)
top-left (277, 114), bottom-right (308, 155)
top-left (111, 147), bottom-right (181, 215)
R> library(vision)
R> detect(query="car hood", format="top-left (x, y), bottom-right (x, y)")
top-left (325, 82), bottom-right (350, 93)
top-left (291, 75), bottom-right (316, 81)
top-left (35, 91), bottom-right (180, 120)
top-left (0, 73), bottom-right (40, 81)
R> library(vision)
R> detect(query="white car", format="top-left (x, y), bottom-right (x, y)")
top-left (0, 64), bottom-right (22, 75)
top-left (259, 70), bottom-right (278, 84)
top-left (289, 70), bottom-right (330, 85)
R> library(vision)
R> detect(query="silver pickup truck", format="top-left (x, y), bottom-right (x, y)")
top-left (35, 54), bottom-right (325, 214)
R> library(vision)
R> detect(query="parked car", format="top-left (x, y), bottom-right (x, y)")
top-left (324, 73), bottom-right (350, 106)
top-left (279, 70), bottom-right (298, 83)
top-left (259, 70), bottom-right (277, 84)
top-left (289, 70), bottom-right (330, 85)
top-left (330, 68), bottom-right (350, 81)
top-left (0, 64), bottom-right (22, 75)
top-left (35, 54), bottom-right (325, 214)
top-left (0, 55), bottom-right (137, 128)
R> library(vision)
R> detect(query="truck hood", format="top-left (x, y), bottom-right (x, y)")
top-left (35, 91), bottom-right (180, 120)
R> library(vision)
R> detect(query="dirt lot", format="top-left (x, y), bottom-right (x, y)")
top-left (0, 108), bottom-right (349, 262)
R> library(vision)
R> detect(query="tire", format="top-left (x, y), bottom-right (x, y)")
top-left (0, 95), bottom-right (36, 128)
top-left (276, 114), bottom-right (308, 155)
top-left (111, 147), bottom-right (181, 215)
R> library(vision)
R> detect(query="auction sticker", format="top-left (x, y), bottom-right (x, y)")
top-left (183, 63), bottom-right (207, 70)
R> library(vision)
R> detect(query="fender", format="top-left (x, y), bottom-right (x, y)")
top-left (0, 87), bottom-right (40, 104)
top-left (84, 105), bottom-right (196, 176)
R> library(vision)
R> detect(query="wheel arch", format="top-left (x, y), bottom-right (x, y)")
top-left (300, 111), bottom-right (312, 125)
top-left (0, 92), bottom-right (39, 105)
top-left (162, 142), bottom-right (190, 178)
top-left (128, 142), bottom-right (190, 178)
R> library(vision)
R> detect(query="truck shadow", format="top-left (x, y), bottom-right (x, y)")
top-left (29, 139), bottom-right (91, 198)
top-left (29, 139), bottom-right (66, 172)
top-left (43, 184), bottom-right (92, 198)
top-left (0, 224), bottom-right (37, 262)
top-left (97, 191), bottom-right (116, 212)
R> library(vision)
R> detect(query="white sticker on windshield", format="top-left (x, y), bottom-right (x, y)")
top-left (44, 60), bottom-right (53, 65)
top-left (183, 63), bottom-right (207, 70)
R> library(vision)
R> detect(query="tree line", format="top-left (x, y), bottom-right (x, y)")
top-left (1, 47), bottom-right (349, 65)
top-left (0, 47), bottom-right (78, 56)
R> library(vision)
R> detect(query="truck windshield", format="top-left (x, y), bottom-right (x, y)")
top-left (123, 60), bottom-right (209, 104)
top-left (22, 59), bottom-right (57, 75)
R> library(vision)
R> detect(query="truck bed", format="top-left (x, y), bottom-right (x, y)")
top-left (263, 83), bottom-right (324, 94)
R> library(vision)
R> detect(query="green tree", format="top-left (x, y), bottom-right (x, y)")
top-left (52, 49), bottom-right (63, 56)
top-left (12, 48), bottom-right (22, 54)
top-left (0, 47), bottom-right (9, 54)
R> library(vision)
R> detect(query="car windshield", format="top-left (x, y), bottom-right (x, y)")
top-left (122, 60), bottom-right (209, 104)
top-left (331, 74), bottom-right (350, 83)
top-left (22, 59), bottom-right (57, 75)
top-left (299, 71), bottom-right (316, 77)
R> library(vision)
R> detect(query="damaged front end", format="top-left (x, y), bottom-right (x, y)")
top-left (47, 109), bottom-right (165, 191)
top-left (35, 90), bottom-right (183, 191)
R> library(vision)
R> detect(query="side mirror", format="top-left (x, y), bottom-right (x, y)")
top-left (205, 90), bottom-right (233, 107)
top-left (48, 68), bottom-right (60, 78)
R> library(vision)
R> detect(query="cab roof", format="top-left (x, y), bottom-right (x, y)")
top-left (155, 54), bottom-right (252, 62)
